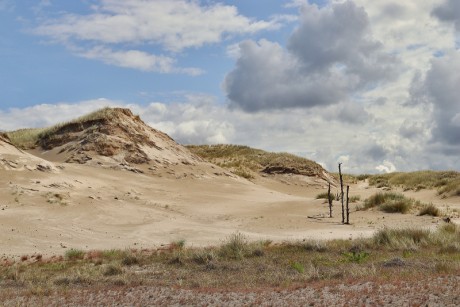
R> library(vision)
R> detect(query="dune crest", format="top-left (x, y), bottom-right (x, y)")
top-left (31, 108), bottom-right (201, 169)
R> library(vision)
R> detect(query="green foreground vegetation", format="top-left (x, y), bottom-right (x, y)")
top-left (1, 225), bottom-right (459, 294)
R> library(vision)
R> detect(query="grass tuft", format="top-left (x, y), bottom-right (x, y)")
top-left (65, 249), bottom-right (85, 261)
top-left (418, 204), bottom-right (441, 217)
top-left (363, 192), bottom-right (414, 213)
top-left (219, 232), bottom-right (249, 260)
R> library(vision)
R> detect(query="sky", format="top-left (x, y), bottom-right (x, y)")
top-left (0, 0), bottom-right (459, 174)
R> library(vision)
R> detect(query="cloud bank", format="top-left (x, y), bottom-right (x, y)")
top-left (224, 1), bottom-right (398, 112)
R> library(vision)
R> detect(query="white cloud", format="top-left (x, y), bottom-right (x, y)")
top-left (0, 99), bottom-right (120, 131)
top-left (74, 46), bottom-right (203, 75)
top-left (31, 0), bottom-right (284, 73)
top-left (376, 161), bottom-right (396, 173)
top-left (35, 0), bottom-right (281, 52)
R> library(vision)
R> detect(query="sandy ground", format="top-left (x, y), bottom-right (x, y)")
top-left (1, 157), bottom-right (459, 260)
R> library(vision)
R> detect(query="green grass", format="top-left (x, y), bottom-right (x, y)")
top-left (187, 144), bottom-right (326, 179)
top-left (1, 225), bottom-right (459, 292)
top-left (363, 192), bottom-right (416, 213)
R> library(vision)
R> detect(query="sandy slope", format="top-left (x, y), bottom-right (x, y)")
top-left (1, 158), bottom-right (458, 259)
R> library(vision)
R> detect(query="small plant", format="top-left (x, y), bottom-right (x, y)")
top-left (418, 204), bottom-right (440, 217)
top-left (303, 240), bottom-right (327, 252)
top-left (192, 250), bottom-right (216, 265)
top-left (349, 195), bottom-right (361, 203)
top-left (219, 232), bottom-right (249, 260)
top-left (342, 251), bottom-right (369, 263)
top-left (121, 255), bottom-right (139, 266)
top-left (316, 192), bottom-right (334, 203)
top-left (103, 264), bottom-right (123, 276)
top-left (65, 249), bottom-right (85, 261)
top-left (290, 262), bottom-right (305, 273)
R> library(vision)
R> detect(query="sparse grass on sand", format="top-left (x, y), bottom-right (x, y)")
top-left (1, 225), bottom-right (459, 294)
top-left (367, 171), bottom-right (460, 197)
top-left (6, 107), bottom-right (121, 149)
top-left (362, 192), bottom-right (418, 213)
top-left (187, 144), bottom-right (325, 180)
top-left (418, 204), bottom-right (441, 217)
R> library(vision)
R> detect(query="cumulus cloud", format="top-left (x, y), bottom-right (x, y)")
top-left (411, 51), bottom-right (460, 147)
top-left (432, 0), bottom-right (460, 32)
top-left (399, 120), bottom-right (428, 140)
top-left (224, 1), bottom-right (398, 112)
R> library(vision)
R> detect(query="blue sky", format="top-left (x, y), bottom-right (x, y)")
top-left (0, 0), bottom-right (459, 173)
top-left (1, 0), bottom-right (311, 108)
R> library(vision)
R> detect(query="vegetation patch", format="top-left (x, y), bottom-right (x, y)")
top-left (418, 204), bottom-right (441, 217)
top-left (187, 144), bottom-right (326, 179)
top-left (65, 249), bottom-right (85, 261)
top-left (0, 225), bottom-right (459, 293)
top-left (6, 107), bottom-right (119, 149)
top-left (367, 171), bottom-right (460, 197)
top-left (363, 192), bottom-right (417, 213)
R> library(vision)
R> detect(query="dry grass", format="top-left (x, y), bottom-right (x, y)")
top-left (6, 107), bottom-right (120, 149)
top-left (418, 204), bottom-right (441, 217)
top-left (363, 192), bottom-right (418, 213)
top-left (187, 144), bottom-right (325, 179)
top-left (367, 171), bottom-right (460, 197)
top-left (1, 225), bottom-right (459, 295)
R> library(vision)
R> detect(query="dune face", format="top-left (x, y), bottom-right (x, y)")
top-left (35, 108), bottom-right (201, 168)
top-left (0, 133), bottom-right (55, 172)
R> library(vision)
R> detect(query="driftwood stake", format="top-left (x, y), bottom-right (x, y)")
top-left (345, 185), bottom-right (350, 224)
top-left (339, 163), bottom-right (344, 224)
top-left (328, 182), bottom-right (333, 218)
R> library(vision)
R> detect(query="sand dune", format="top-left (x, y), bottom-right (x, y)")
top-left (1, 109), bottom-right (459, 259)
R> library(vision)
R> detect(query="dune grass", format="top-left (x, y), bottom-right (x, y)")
top-left (367, 171), bottom-right (460, 197)
top-left (1, 225), bottom-right (459, 294)
top-left (363, 192), bottom-right (421, 213)
top-left (418, 204), bottom-right (441, 217)
top-left (187, 144), bottom-right (325, 179)
top-left (6, 107), bottom-right (121, 149)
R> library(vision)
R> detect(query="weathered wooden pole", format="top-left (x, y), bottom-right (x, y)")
top-left (345, 185), bottom-right (350, 224)
top-left (339, 163), bottom-right (344, 224)
top-left (328, 182), bottom-right (333, 218)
